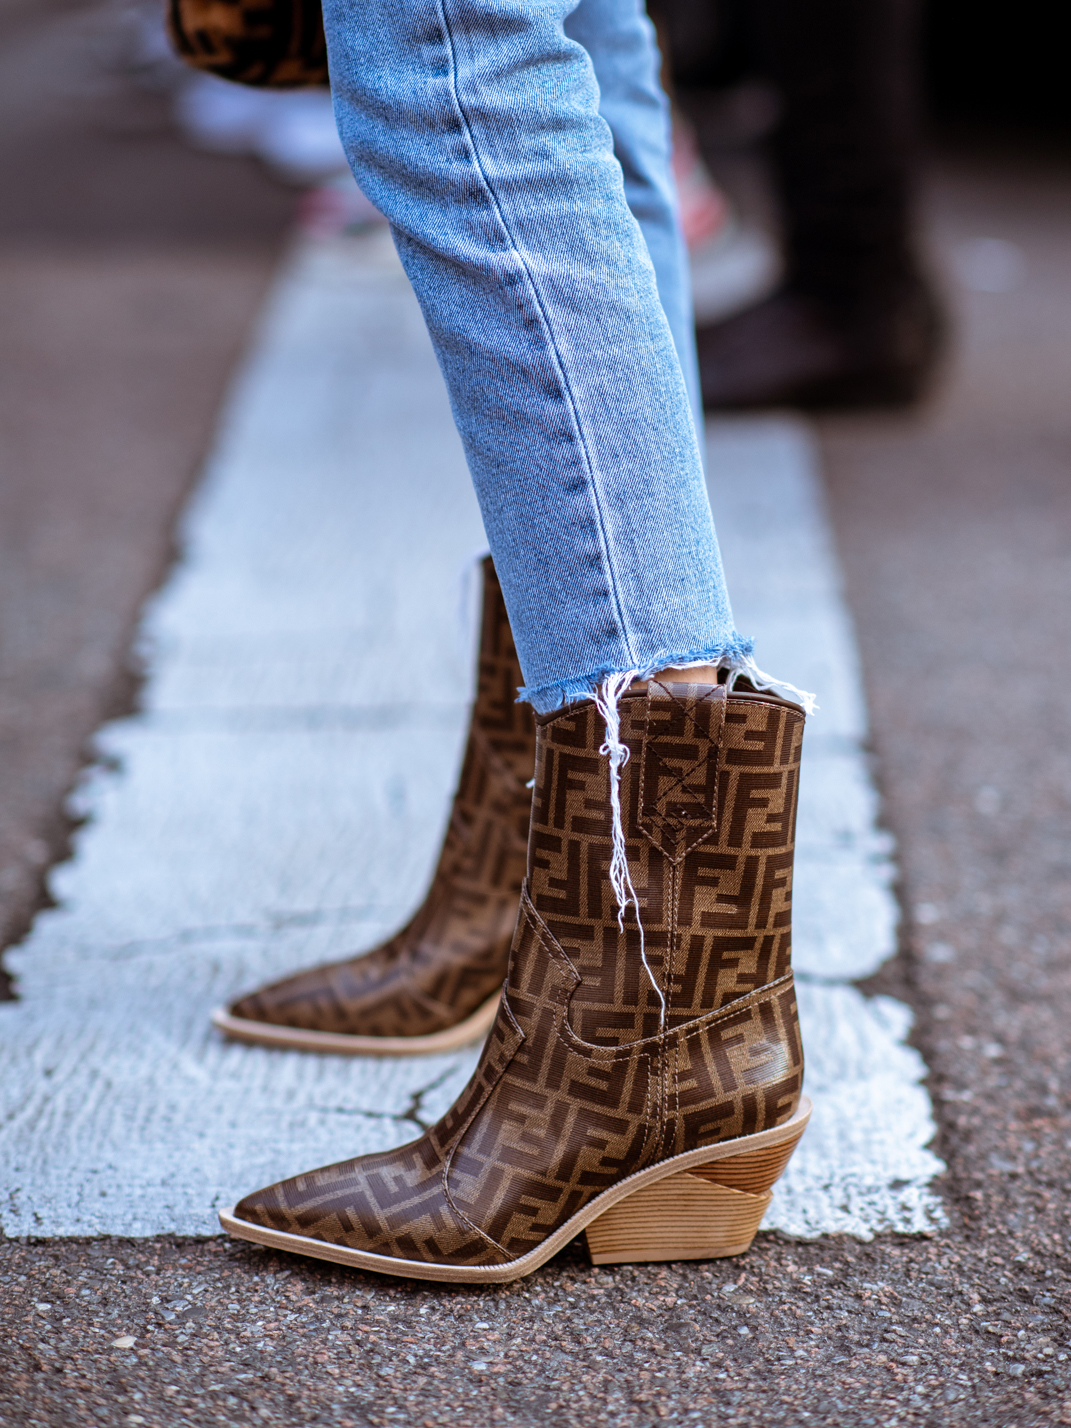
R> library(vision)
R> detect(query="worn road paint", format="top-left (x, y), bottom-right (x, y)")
top-left (0, 232), bottom-right (943, 1239)
top-left (707, 418), bottom-right (943, 1238)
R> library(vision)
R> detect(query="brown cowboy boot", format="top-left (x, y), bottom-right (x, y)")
top-left (222, 673), bottom-right (810, 1280)
top-left (211, 557), bottom-right (535, 1055)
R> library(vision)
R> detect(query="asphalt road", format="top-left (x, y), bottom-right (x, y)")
top-left (2, 4), bottom-right (1071, 1426)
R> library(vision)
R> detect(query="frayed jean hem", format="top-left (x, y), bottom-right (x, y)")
top-left (518, 634), bottom-right (764, 715)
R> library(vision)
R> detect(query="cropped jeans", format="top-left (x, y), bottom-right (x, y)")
top-left (322, 0), bottom-right (753, 711)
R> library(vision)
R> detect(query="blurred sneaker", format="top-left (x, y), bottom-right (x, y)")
top-left (670, 109), bottom-right (782, 326)
top-left (689, 223), bottom-right (782, 326)
top-left (174, 73), bottom-right (277, 155)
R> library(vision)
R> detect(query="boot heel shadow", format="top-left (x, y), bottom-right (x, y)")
top-left (584, 1124), bottom-right (806, 1266)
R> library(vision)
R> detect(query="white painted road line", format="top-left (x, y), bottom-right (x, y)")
top-left (0, 232), bottom-right (944, 1240)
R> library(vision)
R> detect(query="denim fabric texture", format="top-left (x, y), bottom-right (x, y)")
top-left (322, 0), bottom-right (752, 711)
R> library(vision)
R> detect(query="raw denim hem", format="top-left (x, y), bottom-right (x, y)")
top-left (518, 635), bottom-right (761, 715)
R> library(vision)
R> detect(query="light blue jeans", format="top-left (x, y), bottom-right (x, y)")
top-left (322, 0), bottom-right (752, 711)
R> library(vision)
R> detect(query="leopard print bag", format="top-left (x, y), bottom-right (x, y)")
top-left (167, 0), bottom-right (329, 87)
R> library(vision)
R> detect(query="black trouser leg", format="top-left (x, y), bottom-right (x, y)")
top-left (757, 0), bottom-right (923, 307)
top-left (660, 0), bottom-right (944, 409)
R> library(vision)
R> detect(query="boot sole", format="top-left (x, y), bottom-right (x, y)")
top-left (219, 1096), bottom-right (810, 1282)
top-left (210, 993), bottom-right (501, 1057)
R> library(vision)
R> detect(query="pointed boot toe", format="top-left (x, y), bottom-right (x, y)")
top-left (223, 675), bottom-right (812, 1283)
top-left (212, 947), bottom-right (505, 1057)
top-left (231, 1166), bottom-right (352, 1244)
top-left (211, 558), bottom-right (534, 1057)
top-left (227, 1170), bottom-right (370, 1257)
top-left (226, 965), bottom-right (329, 1028)
top-left (232, 1180), bottom-right (291, 1235)
top-left (224, 1129), bottom-right (517, 1272)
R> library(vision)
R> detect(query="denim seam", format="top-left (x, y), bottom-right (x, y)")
top-left (434, 0), bottom-right (638, 669)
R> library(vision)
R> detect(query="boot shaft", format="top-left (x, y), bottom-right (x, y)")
top-left (447, 556), bottom-right (536, 870)
top-left (527, 677), bottom-right (803, 1042)
top-left (397, 555), bottom-right (534, 984)
top-left (471, 556), bottom-right (536, 787)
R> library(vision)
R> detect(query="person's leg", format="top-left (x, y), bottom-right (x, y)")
top-left (223, 0), bottom-right (811, 1280)
top-left (323, 0), bottom-right (749, 710)
top-left (695, 0), bottom-right (942, 410)
top-left (212, 0), bottom-right (716, 1057)
top-left (760, 0), bottom-right (922, 313)
top-left (564, 0), bottom-right (702, 430)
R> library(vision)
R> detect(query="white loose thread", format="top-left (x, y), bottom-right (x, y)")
top-left (726, 654), bottom-right (817, 716)
top-left (593, 671), bottom-right (666, 1031)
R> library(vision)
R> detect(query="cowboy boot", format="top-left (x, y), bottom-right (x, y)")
top-left (221, 673), bottom-right (810, 1280)
top-left (211, 557), bottom-right (535, 1055)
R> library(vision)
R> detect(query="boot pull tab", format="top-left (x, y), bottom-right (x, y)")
top-left (638, 680), bottom-right (727, 864)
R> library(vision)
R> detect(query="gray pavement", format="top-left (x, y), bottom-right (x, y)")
top-left (3, 5), bottom-right (1071, 1426)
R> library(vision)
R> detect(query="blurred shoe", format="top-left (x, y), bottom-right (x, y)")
top-left (689, 222), bottom-right (781, 327)
top-left (696, 277), bottom-right (944, 411)
top-left (671, 110), bottom-right (782, 327)
top-left (174, 73), bottom-right (277, 155)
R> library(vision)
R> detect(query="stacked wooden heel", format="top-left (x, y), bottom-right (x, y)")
top-left (585, 1110), bottom-right (809, 1265)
